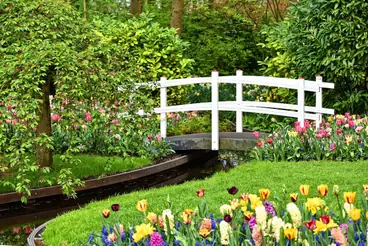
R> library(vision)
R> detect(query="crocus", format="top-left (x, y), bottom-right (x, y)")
top-left (196, 189), bottom-right (205, 197)
top-left (227, 186), bottom-right (238, 195)
top-left (343, 192), bottom-right (356, 204)
top-left (259, 188), bottom-right (270, 200)
top-left (300, 185), bottom-right (310, 196)
top-left (102, 209), bottom-right (110, 218)
top-left (350, 208), bottom-right (361, 221)
top-left (284, 227), bottom-right (297, 240)
top-left (290, 193), bottom-right (298, 202)
top-left (136, 200), bottom-right (148, 213)
top-left (318, 184), bottom-right (328, 196)
top-left (111, 204), bottom-right (120, 212)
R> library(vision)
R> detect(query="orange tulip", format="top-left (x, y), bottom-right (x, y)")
top-left (199, 228), bottom-right (210, 238)
top-left (318, 184), bottom-right (328, 197)
top-left (300, 185), bottom-right (310, 196)
top-left (259, 189), bottom-right (270, 200)
top-left (182, 212), bottom-right (191, 224)
top-left (343, 192), bottom-right (356, 204)
top-left (240, 193), bottom-right (249, 201)
top-left (136, 200), bottom-right (148, 212)
top-left (350, 208), bottom-right (361, 221)
top-left (284, 227), bottom-right (297, 240)
top-left (290, 193), bottom-right (298, 203)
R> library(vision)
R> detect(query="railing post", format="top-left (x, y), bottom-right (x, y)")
top-left (160, 76), bottom-right (167, 138)
top-left (236, 69), bottom-right (243, 133)
top-left (297, 77), bottom-right (305, 127)
top-left (315, 75), bottom-right (323, 129)
top-left (211, 70), bottom-right (219, 150)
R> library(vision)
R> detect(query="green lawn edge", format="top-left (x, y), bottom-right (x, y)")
top-left (43, 160), bottom-right (368, 245)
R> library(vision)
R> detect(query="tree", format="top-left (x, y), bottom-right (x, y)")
top-left (130, 0), bottom-right (142, 15)
top-left (170, 0), bottom-right (184, 36)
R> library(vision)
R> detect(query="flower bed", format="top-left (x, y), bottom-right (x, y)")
top-left (252, 113), bottom-right (368, 161)
top-left (88, 184), bottom-right (368, 245)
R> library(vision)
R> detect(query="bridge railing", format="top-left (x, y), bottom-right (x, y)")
top-left (154, 70), bottom-right (334, 150)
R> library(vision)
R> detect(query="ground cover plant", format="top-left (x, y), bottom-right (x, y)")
top-left (252, 113), bottom-right (368, 162)
top-left (42, 160), bottom-right (368, 245)
top-left (0, 155), bottom-right (150, 194)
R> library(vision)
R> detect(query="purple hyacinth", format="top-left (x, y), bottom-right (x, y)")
top-left (263, 200), bottom-right (276, 216)
top-left (248, 216), bottom-right (256, 230)
top-left (150, 232), bottom-right (163, 246)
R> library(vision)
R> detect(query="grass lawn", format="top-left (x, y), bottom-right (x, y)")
top-left (43, 160), bottom-right (368, 246)
top-left (0, 155), bottom-right (151, 193)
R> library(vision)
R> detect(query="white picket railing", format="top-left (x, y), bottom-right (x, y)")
top-left (154, 70), bottom-right (335, 150)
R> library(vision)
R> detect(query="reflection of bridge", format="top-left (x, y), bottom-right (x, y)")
top-left (155, 70), bottom-right (334, 150)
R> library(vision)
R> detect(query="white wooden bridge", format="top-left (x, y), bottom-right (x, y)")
top-left (154, 70), bottom-right (334, 150)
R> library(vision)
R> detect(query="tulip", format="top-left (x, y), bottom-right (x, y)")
top-left (111, 204), bottom-right (120, 212)
top-left (230, 198), bottom-right (239, 210)
top-left (284, 227), bottom-right (297, 240)
top-left (366, 211), bottom-right (368, 221)
top-left (136, 200), bottom-right (147, 213)
top-left (343, 192), bottom-right (356, 204)
top-left (227, 186), bottom-right (238, 195)
top-left (13, 227), bottom-right (21, 233)
top-left (199, 228), bottom-right (210, 238)
top-left (290, 193), bottom-right (298, 202)
top-left (240, 193), bottom-right (248, 202)
top-left (259, 189), bottom-right (270, 200)
top-left (196, 189), bottom-right (205, 197)
top-left (253, 131), bottom-right (260, 138)
top-left (299, 185), bottom-right (310, 196)
top-left (349, 208), bottom-right (361, 221)
top-left (182, 212), bottom-right (191, 224)
top-left (224, 214), bottom-right (232, 223)
top-left (256, 141), bottom-right (262, 147)
top-left (24, 226), bottom-right (32, 234)
top-left (303, 219), bottom-right (316, 230)
top-left (318, 184), bottom-right (328, 196)
top-left (102, 209), bottom-right (110, 218)
top-left (333, 185), bottom-right (339, 196)
top-left (243, 210), bottom-right (253, 220)
top-left (320, 215), bottom-right (330, 224)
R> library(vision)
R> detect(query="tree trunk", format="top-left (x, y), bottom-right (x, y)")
top-left (212, 0), bottom-right (228, 9)
top-left (170, 0), bottom-right (184, 36)
top-left (130, 0), bottom-right (142, 16)
top-left (36, 68), bottom-right (54, 168)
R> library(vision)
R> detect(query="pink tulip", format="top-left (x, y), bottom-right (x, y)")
top-left (156, 134), bottom-right (162, 142)
top-left (253, 131), bottom-right (260, 138)
top-left (13, 227), bottom-right (21, 233)
top-left (85, 112), bottom-right (92, 122)
top-left (296, 126), bottom-right (306, 133)
top-left (147, 135), bottom-right (153, 140)
top-left (51, 114), bottom-right (61, 121)
top-left (325, 123), bottom-right (330, 128)
top-left (348, 120), bottom-right (354, 127)
top-left (12, 119), bottom-right (17, 125)
top-left (7, 105), bottom-right (12, 111)
top-left (176, 115), bottom-right (181, 121)
top-left (112, 119), bottom-right (119, 126)
top-left (5, 119), bottom-right (11, 124)
top-left (24, 226), bottom-right (32, 234)
top-left (304, 120), bottom-right (310, 128)
top-left (336, 119), bottom-right (342, 126)
top-left (73, 124), bottom-right (79, 130)
top-left (315, 134), bottom-right (323, 139)
top-left (330, 143), bottom-right (336, 151)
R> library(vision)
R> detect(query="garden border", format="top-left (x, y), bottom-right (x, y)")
top-left (27, 219), bottom-right (54, 246)
top-left (0, 155), bottom-right (191, 205)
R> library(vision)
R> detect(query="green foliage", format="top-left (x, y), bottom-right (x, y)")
top-left (43, 159), bottom-right (368, 245)
top-left (182, 7), bottom-right (262, 76)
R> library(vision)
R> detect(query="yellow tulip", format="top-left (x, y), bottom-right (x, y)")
top-left (290, 193), bottom-right (298, 202)
top-left (248, 194), bottom-right (262, 210)
top-left (305, 197), bottom-right (324, 215)
top-left (300, 185), bottom-right (310, 196)
top-left (259, 188), bottom-right (270, 200)
top-left (343, 192), bottom-right (356, 204)
top-left (136, 200), bottom-right (148, 213)
top-left (199, 228), bottom-right (210, 238)
top-left (350, 208), bottom-right (361, 221)
top-left (318, 184), bottom-right (328, 197)
top-left (345, 135), bottom-right (353, 145)
top-left (230, 198), bottom-right (240, 210)
top-left (284, 227), bottom-right (297, 240)
top-left (313, 217), bottom-right (338, 234)
top-left (241, 209), bottom-right (253, 220)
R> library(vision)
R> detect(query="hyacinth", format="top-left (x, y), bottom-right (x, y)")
top-left (263, 200), bottom-right (276, 216)
top-left (251, 225), bottom-right (263, 246)
top-left (219, 220), bottom-right (231, 245)
top-left (255, 205), bottom-right (267, 231)
top-left (267, 216), bottom-right (285, 242)
top-left (331, 228), bottom-right (346, 246)
top-left (287, 203), bottom-right (302, 227)
top-left (149, 232), bottom-right (163, 246)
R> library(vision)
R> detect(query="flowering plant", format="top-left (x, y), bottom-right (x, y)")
top-left (252, 113), bottom-right (368, 161)
top-left (87, 184), bottom-right (368, 245)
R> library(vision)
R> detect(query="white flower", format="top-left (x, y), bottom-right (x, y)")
top-left (287, 203), bottom-right (302, 227)
top-left (162, 209), bottom-right (174, 232)
top-left (267, 216), bottom-right (285, 242)
top-left (220, 204), bottom-right (233, 216)
top-left (255, 205), bottom-right (267, 231)
top-left (220, 220), bottom-right (231, 245)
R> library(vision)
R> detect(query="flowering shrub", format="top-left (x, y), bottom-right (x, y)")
top-left (87, 184), bottom-right (368, 245)
top-left (252, 113), bottom-right (368, 161)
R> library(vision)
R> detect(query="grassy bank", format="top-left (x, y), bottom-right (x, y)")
top-left (0, 155), bottom-right (151, 193)
top-left (43, 160), bottom-right (368, 245)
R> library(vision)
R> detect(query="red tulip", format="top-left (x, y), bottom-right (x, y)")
top-left (320, 215), bottom-right (330, 224)
top-left (303, 219), bottom-right (316, 230)
top-left (196, 189), bottom-right (205, 197)
top-left (266, 139), bottom-right (273, 144)
top-left (256, 142), bottom-right (262, 147)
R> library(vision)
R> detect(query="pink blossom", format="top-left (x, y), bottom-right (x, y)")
top-left (186, 113), bottom-right (191, 119)
top-left (342, 118), bottom-right (347, 124)
top-left (13, 227), bottom-right (21, 233)
top-left (315, 133), bottom-right (323, 139)
top-left (112, 119), bottom-right (119, 126)
top-left (348, 120), bottom-right (354, 127)
top-left (12, 119), bottom-right (17, 125)
top-left (62, 100), bottom-right (68, 105)
top-left (85, 112), bottom-right (92, 122)
top-left (296, 126), bottom-right (306, 133)
top-left (51, 114), bottom-right (61, 121)
top-left (330, 143), bottom-right (336, 151)
top-left (356, 126), bottom-right (363, 133)
top-left (345, 112), bottom-right (350, 118)
top-left (169, 112), bottom-right (175, 119)
top-left (156, 134), bottom-right (162, 142)
top-left (147, 135), bottom-right (153, 140)
top-left (336, 119), bottom-right (342, 126)
top-left (5, 119), bottom-right (11, 124)
top-left (176, 115), bottom-right (181, 121)
top-left (325, 123), bottom-right (330, 128)
top-left (304, 120), bottom-right (310, 128)
top-left (73, 124), bottom-right (79, 130)
top-left (251, 225), bottom-right (263, 246)
top-left (7, 105), bottom-right (12, 111)
top-left (294, 122), bottom-right (300, 128)
top-left (24, 226), bottom-right (32, 234)
top-left (253, 131), bottom-right (260, 138)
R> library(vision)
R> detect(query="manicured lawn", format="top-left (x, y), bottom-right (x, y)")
top-left (43, 160), bottom-right (368, 246)
top-left (0, 155), bottom-right (151, 193)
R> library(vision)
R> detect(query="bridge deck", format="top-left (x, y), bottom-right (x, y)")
top-left (167, 132), bottom-right (262, 151)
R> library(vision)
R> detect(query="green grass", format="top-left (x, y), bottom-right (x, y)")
top-left (0, 155), bottom-right (151, 193)
top-left (43, 160), bottom-right (368, 246)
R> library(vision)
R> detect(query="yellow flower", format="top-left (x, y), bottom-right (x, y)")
top-left (345, 135), bottom-right (353, 145)
top-left (136, 200), bottom-right (148, 212)
top-left (230, 198), bottom-right (240, 210)
top-left (248, 194), bottom-right (262, 210)
top-left (157, 115), bottom-right (161, 121)
top-left (313, 218), bottom-right (338, 234)
top-left (366, 211), bottom-right (368, 221)
top-left (363, 184), bottom-right (368, 192)
top-left (284, 227), bottom-right (297, 240)
top-left (132, 223), bottom-right (155, 242)
top-left (220, 204), bottom-right (232, 216)
top-left (199, 228), bottom-right (210, 238)
top-left (259, 188), bottom-right (270, 200)
top-left (288, 131), bottom-right (298, 137)
top-left (300, 185), bottom-right (310, 196)
top-left (335, 114), bottom-right (344, 119)
top-left (343, 192), bottom-right (356, 204)
top-left (242, 209), bottom-right (253, 220)
top-left (327, 116), bottom-right (333, 122)
top-left (318, 184), bottom-right (328, 197)
top-left (350, 208), bottom-right (361, 221)
top-left (305, 197), bottom-right (324, 215)
top-left (181, 211), bottom-right (191, 224)
top-left (290, 193), bottom-right (298, 202)
top-left (146, 212), bottom-right (157, 223)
